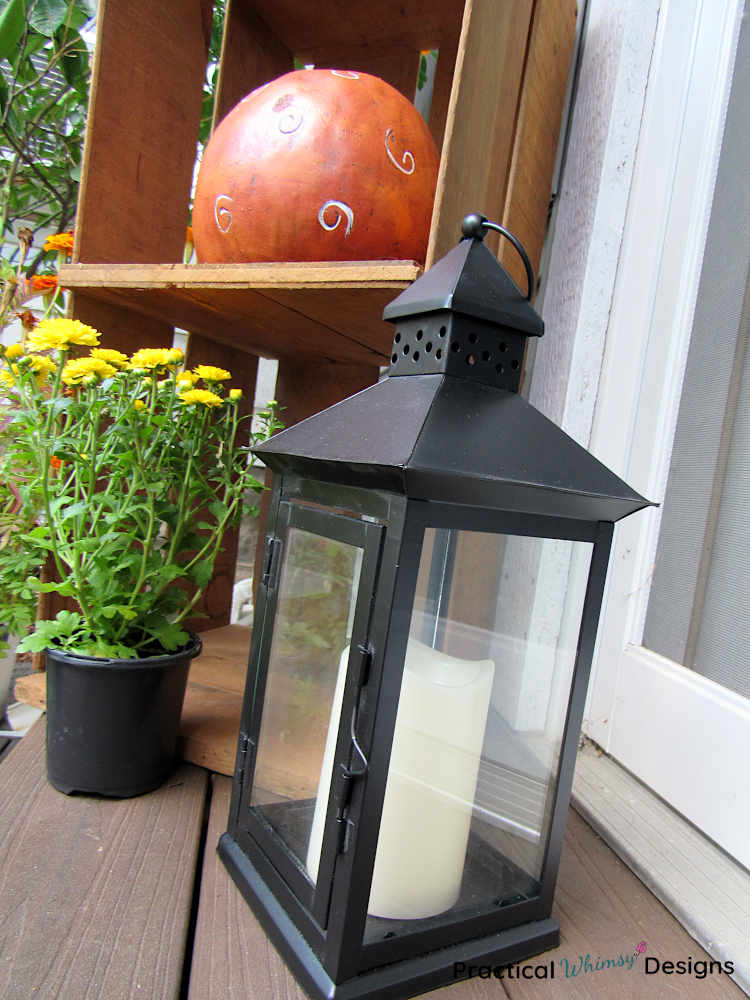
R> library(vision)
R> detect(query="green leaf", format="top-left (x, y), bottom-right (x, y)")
top-left (190, 559), bottom-right (214, 589)
top-left (54, 24), bottom-right (88, 91)
top-left (59, 499), bottom-right (89, 522)
top-left (26, 575), bottom-right (76, 596)
top-left (0, 0), bottom-right (28, 61)
top-left (18, 631), bottom-right (52, 653)
top-left (99, 605), bottom-right (137, 621)
top-left (208, 500), bottom-right (228, 521)
top-left (29, 0), bottom-right (71, 36)
top-left (148, 620), bottom-right (189, 652)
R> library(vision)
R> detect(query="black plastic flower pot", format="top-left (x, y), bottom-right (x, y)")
top-left (44, 634), bottom-right (202, 798)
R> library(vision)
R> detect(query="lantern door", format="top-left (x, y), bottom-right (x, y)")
top-left (235, 499), bottom-right (384, 927)
top-left (346, 509), bottom-right (611, 974)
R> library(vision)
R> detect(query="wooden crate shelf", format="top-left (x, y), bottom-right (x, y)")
top-left (59, 260), bottom-right (421, 363)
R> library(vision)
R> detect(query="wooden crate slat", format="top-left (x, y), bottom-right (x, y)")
top-left (212, 0), bottom-right (294, 128)
top-left (0, 722), bottom-right (208, 1000)
top-left (74, 0), bottom-right (210, 264)
top-left (60, 260), bottom-right (423, 288)
top-left (426, 0), bottom-right (535, 268)
top-left (499, 0), bottom-right (578, 291)
top-left (248, 0), bottom-right (464, 60)
top-left (59, 262), bottom-right (419, 362)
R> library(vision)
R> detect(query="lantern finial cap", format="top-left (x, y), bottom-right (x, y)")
top-left (461, 213), bottom-right (488, 240)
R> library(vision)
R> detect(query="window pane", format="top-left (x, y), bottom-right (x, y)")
top-left (250, 526), bottom-right (363, 882)
top-left (365, 528), bottom-right (592, 941)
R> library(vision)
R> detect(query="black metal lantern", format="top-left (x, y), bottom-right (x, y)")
top-left (219, 214), bottom-right (651, 1000)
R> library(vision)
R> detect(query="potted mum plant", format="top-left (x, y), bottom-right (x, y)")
top-left (3, 317), bottom-right (280, 796)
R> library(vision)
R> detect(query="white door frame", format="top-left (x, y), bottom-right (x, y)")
top-left (583, 0), bottom-right (750, 865)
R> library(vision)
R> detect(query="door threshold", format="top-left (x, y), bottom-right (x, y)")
top-left (572, 740), bottom-right (750, 996)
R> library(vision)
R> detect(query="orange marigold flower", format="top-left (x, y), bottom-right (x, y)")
top-left (43, 232), bottom-right (74, 254)
top-left (32, 274), bottom-right (58, 292)
top-left (50, 456), bottom-right (63, 470)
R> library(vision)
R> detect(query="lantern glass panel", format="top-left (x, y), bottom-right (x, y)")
top-left (364, 527), bottom-right (593, 942)
top-left (250, 524), bottom-right (363, 881)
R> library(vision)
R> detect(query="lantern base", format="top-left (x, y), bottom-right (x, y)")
top-left (219, 832), bottom-right (559, 1000)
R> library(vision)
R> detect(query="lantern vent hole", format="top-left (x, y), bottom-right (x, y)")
top-left (387, 316), bottom-right (525, 390)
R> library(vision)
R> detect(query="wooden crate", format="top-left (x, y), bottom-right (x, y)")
top-left (59, 0), bottom-right (577, 626)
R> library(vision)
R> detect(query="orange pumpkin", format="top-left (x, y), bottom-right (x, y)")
top-left (192, 69), bottom-right (440, 264)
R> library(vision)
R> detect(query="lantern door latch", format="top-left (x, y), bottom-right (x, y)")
top-left (334, 693), bottom-right (370, 854)
top-left (261, 536), bottom-right (281, 590)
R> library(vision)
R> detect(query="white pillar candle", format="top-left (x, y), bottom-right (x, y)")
top-left (306, 638), bottom-right (494, 922)
top-left (368, 639), bottom-right (494, 919)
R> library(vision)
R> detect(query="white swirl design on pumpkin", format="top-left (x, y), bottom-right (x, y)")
top-left (214, 194), bottom-right (233, 234)
top-left (384, 128), bottom-right (415, 175)
top-left (330, 70), bottom-right (360, 79)
top-left (278, 109), bottom-right (304, 134)
top-left (318, 200), bottom-right (354, 237)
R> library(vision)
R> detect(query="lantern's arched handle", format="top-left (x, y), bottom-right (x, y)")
top-left (461, 212), bottom-right (535, 301)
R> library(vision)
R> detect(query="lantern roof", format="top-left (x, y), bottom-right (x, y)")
top-left (255, 374), bottom-right (651, 523)
top-left (256, 216), bottom-right (651, 524)
top-left (382, 230), bottom-right (544, 337)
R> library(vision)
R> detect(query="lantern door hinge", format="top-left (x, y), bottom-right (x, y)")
top-left (236, 732), bottom-right (252, 797)
top-left (261, 536), bottom-right (281, 590)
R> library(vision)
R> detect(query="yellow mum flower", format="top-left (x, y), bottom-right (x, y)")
top-left (91, 348), bottom-right (129, 369)
top-left (0, 370), bottom-right (17, 389)
top-left (179, 388), bottom-right (224, 408)
top-left (62, 356), bottom-right (118, 386)
top-left (133, 399), bottom-right (146, 411)
top-left (5, 343), bottom-right (24, 360)
top-left (130, 347), bottom-right (183, 370)
top-left (28, 355), bottom-right (57, 381)
top-left (229, 388), bottom-right (243, 401)
top-left (27, 318), bottom-right (100, 352)
top-left (176, 371), bottom-right (199, 388)
top-left (194, 364), bottom-right (231, 382)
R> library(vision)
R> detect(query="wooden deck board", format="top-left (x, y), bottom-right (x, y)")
top-left (188, 775), bottom-right (307, 999)
top-left (194, 780), bottom-right (744, 999)
top-left (497, 809), bottom-right (745, 1000)
top-left (0, 722), bottom-right (208, 1000)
